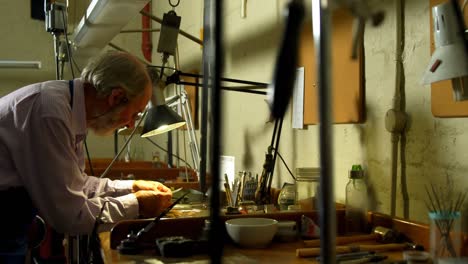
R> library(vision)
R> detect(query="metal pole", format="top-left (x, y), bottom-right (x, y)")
top-left (202, 0), bottom-right (224, 262)
top-left (312, 0), bottom-right (336, 263)
top-left (53, 34), bottom-right (61, 80)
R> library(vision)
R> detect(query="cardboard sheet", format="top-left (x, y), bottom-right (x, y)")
top-left (300, 8), bottom-right (364, 124)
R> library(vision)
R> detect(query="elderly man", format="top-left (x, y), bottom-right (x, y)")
top-left (0, 50), bottom-right (172, 262)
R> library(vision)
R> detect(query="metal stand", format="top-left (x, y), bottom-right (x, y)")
top-left (164, 69), bottom-right (268, 192)
top-left (202, 0), bottom-right (224, 262)
top-left (166, 90), bottom-right (201, 173)
top-left (255, 117), bottom-right (284, 205)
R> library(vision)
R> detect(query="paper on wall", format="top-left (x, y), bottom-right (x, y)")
top-left (220, 155), bottom-right (235, 189)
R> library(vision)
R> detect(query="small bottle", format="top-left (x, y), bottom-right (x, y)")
top-left (277, 183), bottom-right (296, 211)
top-left (345, 164), bottom-right (368, 234)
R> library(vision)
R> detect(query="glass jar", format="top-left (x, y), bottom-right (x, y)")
top-left (429, 211), bottom-right (462, 262)
top-left (277, 183), bottom-right (296, 210)
top-left (295, 167), bottom-right (320, 211)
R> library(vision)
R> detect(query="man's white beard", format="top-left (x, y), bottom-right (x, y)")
top-left (88, 105), bottom-right (124, 136)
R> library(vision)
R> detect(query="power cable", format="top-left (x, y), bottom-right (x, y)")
top-left (145, 137), bottom-right (193, 169)
top-left (271, 147), bottom-right (296, 181)
top-left (60, 7), bottom-right (95, 176)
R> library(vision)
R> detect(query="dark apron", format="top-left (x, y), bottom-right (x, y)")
top-left (0, 187), bottom-right (37, 263)
top-left (0, 80), bottom-right (74, 263)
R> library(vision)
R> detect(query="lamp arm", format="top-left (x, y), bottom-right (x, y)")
top-left (174, 81), bottom-right (266, 95)
top-left (166, 91), bottom-right (201, 174)
top-left (180, 91), bottom-right (201, 173)
top-left (167, 71), bottom-right (269, 87)
top-left (254, 117), bottom-right (284, 205)
top-left (99, 111), bottom-right (147, 178)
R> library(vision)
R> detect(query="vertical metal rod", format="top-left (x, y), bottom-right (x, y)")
top-left (114, 131), bottom-right (118, 156)
top-left (312, 0), bottom-right (336, 263)
top-left (167, 131), bottom-right (173, 166)
top-left (268, 117), bottom-right (284, 194)
top-left (199, 40), bottom-right (209, 192)
top-left (53, 34), bottom-right (61, 80)
top-left (202, 0), bottom-right (224, 262)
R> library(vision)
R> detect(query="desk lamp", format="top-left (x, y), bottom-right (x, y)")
top-left (101, 70), bottom-right (185, 177)
top-left (141, 8), bottom-right (185, 137)
top-left (140, 76), bottom-right (186, 138)
top-left (421, 0), bottom-right (468, 101)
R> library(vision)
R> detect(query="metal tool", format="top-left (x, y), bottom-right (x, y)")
top-left (117, 191), bottom-right (190, 255)
top-left (339, 254), bottom-right (388, 264)
top-left (296, 242), bottom-right (423, 258)
top-left (315, 251), bottom-right (373, 262)
top-left (303, 226), bottom-right (399, 248)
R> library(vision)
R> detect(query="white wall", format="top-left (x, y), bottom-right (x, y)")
top-left (0, 1), bottom-right (169, 161)
top-left (1, 0), bottom-right (466, 228)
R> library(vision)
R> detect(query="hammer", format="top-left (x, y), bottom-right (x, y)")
top-left (297, 226), bottom-right (421, 258)
top-left (302, 226), bottom-right (399, 248)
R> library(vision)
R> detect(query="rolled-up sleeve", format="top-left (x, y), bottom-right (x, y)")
top-left (82, 176), bottom-right (135, 198)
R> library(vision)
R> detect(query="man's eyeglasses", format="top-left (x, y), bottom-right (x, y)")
top-left (133, 112), bottom-right (144, 121)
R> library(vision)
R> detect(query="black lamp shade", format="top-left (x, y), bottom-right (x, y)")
top-left (141, 105), bottom-right (186, 137)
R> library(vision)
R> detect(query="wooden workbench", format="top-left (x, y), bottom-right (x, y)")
top-left (99, 231), bottom-right (405, 264)
top-left (98, 210), bottom-right (426, 264)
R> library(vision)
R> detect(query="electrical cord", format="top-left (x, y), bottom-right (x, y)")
top-left (61, 9), bottom-right (75, 78)
top-left (100, 112), bottom-right (147, 178)
top-left (271, 147), bottom-right (296, 181)
top-left (87, 201), bottom-right (109, 264)
top-left (71, 56), bottom-right (82, 73)
top-left (145, 137), bottom-right (193, 169)
top-left (61, 8), bottom-right (95, 176)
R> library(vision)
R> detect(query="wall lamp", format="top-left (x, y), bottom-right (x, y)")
top-left (421, 0), bottom-right (468, 101)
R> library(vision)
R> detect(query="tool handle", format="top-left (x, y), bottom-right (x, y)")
top-left (359, 243), bottom-right (407, 252)
top-left (303, 234), bottom-right (379, 248)
top-left (297, 246), bottom-right (356, 257)
top-left (296, 243), bottom-right (407, 258)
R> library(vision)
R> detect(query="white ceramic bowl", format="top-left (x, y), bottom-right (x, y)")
top-left (225, 217), bottom-right (278, 248)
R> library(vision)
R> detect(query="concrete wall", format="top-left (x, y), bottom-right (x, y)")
top-left (158, 0), bottom-right (468, 228)
top-left (1, 0), bottom-right (466, 228)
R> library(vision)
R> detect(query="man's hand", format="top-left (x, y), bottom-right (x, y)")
top-left (134, 190), bottom-right (172, 218)
top-left (132, 180), bottom-right (172, 194)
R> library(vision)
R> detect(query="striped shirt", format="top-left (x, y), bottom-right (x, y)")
top-left (0, 79), bottom-right (138, 234)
